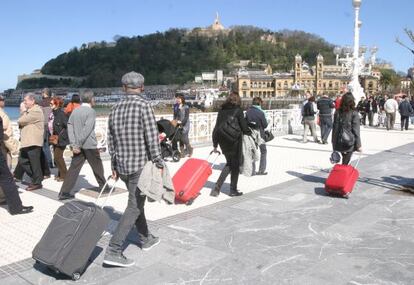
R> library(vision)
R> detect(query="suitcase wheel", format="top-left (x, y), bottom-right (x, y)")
top-left (72, 272), bottom-right (81, 281)
top-left (186, 198), bottom-right (194, 206)
top-left (172, 151), bottom-right (181, 162)
top-left (179, 191), bottom-right (184, 197)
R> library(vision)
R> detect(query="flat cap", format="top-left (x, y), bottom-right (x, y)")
top-left (121, 71), bottom-right (144, 88)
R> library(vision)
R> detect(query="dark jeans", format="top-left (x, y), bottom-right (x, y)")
top-left (0, 152), bottom-right (23, 214)
top-left (319, 115), bottom-right (333, 143)
top-left (53, 146), bottom-right (67, 179)
top-left (43, 132), bottom-right (54, 168)
top-left (215, 153), bottom-right (240, 192)
top-left (341, 152), bottom-right (353, 165)
top-left (108, 170), bottom-right (148, 253)
top-left (59, 148), bottom-right (106, 195)
top-left (40, 150), bottom-right (51, 176)
top-left (18, 146), bottom-right (43, 185)
top-left (401, 115), bottom-right (409, 130)
top-left (361, 112), bottom-right (366, 125)
top-left (253, 144), bottom-right (267, 173)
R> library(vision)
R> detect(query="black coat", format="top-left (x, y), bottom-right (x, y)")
top-left (332, 110), bottom-right (361, 153)
top-left (245, 106), bottom-right (268, 139)
top-left (317, 97), bottom-right (335, 115)
top-left (52, 108), bottom-right (69, 147)
top-left (213, 103), bottom-right (251, 156)
top-left (399, 100), bottom-right (414, 117)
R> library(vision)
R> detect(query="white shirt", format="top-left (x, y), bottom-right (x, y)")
top-left (384, 99), bottom-right (398, 113)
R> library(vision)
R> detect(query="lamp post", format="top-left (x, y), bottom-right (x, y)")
top-left (349, 0), bottom-right (365, 103)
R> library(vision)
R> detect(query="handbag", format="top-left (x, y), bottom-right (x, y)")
top-left (263, 130), bottom-right (274, 142)
top-left (337, 115), bottom-right (355, 149)
top-left (216, 109), bottom-right (241, 143)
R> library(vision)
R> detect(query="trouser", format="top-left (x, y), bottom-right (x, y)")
top-left (410, 116), bottom-right (414, 125)
top-left (108, 169), bottom-right (148, 253)
top-left (341, 152), bottom-right (353, 165)
top-left (18, 146), bottom-right (43, 185)
top-left (43, 132), bottom-right (54, 168)
top-left (368, 111), bottom-right (374, 126)
top-left (303, 119), bottom-right (318, 142)
top-left (53, 146), bottom-right (67, 179)
top-left (253, 144), bottom-right (267, 173)
top-left (319, 115), bottom-right (333, 143)
top-left (361, 112), bottom-right (366, 125)
top-left (0, 152), bottom-right (23, 214)
top-left (215, 153), bottom-right (240, 192)
top-left (401, 115), bottom-right (409, 130)
top-left (59, 148), bottom-right (106, 195)
top-left (386, 112), bottom-right (396, 130)
top-left (40, 150), bottom-right (51, 176)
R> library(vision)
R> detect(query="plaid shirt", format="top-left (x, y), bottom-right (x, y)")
top-left (108, 94), bottom-right (161, 175)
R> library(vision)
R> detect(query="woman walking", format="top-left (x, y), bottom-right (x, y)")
top-left (210, 92), bottom-right (251, 197)
top-left (332, 92), bottom-right (362, 165)
top-left (50, 97), bottom-right (69, 181)
top-left (173, 94), bottom-right (193, 157)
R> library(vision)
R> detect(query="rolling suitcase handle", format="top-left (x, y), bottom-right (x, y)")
top-left (95, 175), bottom-right (119, 208)
top-left (352, 151), bottom-right (363, 169)
top-left (208, 150), bottom-right (221, 169)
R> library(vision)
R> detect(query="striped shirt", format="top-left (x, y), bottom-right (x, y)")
top-left (108, 94), bottom-right (161, 175)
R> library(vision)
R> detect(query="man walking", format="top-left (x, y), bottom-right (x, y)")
top-left (316, 94), bottom-right (335, 144)
top-left (384, 95), bottom-right (398, 130)
top-left (398, 95), bottom-right (413, 131)
top-left (17, 93), bottom-right (44, 191)
top-left (58, 90), bottom-right (106, 200)
top-left (103, 72), bottom-right (162, 267)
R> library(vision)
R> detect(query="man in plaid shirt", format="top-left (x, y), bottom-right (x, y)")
top-left (103, 72), bottom-right (163, 267)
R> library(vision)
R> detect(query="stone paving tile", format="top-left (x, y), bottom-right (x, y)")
top-left (0, 275), bottom-right (29, 285)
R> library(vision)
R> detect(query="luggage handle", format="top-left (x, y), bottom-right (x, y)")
top-left (352, 151), bottom-right (362, 169)
top-left (208, 150), bottom-right (221, 169)
top-left (95, 175), bottom-right (118, 208)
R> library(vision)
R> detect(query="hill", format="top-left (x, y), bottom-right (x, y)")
top-left (18, 26), bottom-right (335, 89)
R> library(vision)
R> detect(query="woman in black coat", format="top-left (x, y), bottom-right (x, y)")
top-left (50, 97), bottom-right (69, 181)
top-left (211, 92), bottom-right (251, 197)
top-left (332, 92), bottom-right (362, 165)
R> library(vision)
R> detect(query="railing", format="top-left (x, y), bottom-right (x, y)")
top-left (11, 107), bottom-right (303, 150)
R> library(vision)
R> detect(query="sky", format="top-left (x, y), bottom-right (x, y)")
top-left (1, 0), bottom-right (413, 91)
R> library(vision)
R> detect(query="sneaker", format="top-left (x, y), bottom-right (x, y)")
top-left (103, 252), bottom-right (135, 267)
top-left (139, 233), bottom-right (160, 251)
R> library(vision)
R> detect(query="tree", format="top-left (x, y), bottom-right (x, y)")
top-left (379, 69), bottom-right (400, 93)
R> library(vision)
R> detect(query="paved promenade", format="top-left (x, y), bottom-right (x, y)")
top-left (1, 125), bottom-right (414, 284)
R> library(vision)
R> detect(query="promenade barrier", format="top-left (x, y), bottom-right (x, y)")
top-left (10, 107), bottom-right (303, 151)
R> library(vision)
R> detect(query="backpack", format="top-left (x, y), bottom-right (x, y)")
top-left (303, 102), bottom-right (313, 117)
top-left (216, 109), bottom-right (242, 143)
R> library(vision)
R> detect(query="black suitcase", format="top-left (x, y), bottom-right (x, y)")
top-left (32, 178), bottom-right (116, 280)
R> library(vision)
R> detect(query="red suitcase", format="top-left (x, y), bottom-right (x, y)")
top-left (325, 155), bottom-right (361, 198)
top-left (173, 151), bottom-right (220, 205)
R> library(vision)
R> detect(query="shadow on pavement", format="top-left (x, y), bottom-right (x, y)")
top-left (286, 170), bottom-right (326, 184)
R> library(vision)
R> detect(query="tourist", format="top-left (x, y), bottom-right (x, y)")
top-left (398, 95), bottom-right (413, 131)
top-left (332, 92), bottom-right (362, 165)
top-left (49, 97), bottom-right (69, 181)
top-left (64, 94), bottom-right (81, 116)
top-left (0, 95), bottom-right (16, 168)
top-left (39, 88), bottom-right (54, 170)
top-left (103, 71), bottom-right (162, 268)
top-left (356, 97), bottom-right (366, 125)
top-left (384, 95), bottom-right (398, 130)
top-left (210, 91), bottom-right (251, 197)
top-left (0, 116), bottom-right (33, 215)
top-left (302, 96), bottom-right (320, 143)
top-left (58, 90), bottom-right (106, 200)
top-left (173, 94), bottom-right (193, 157)
top-left (246, 97), bottom-right (268, 175)
top-left (334, 94), bottom-right (342, 111)
top-left (16, 93), bottom-right (45, 191)
top-left (365, 96), bottom-right (378, 127)
top-left (317, 94), bottom-right (335, 144)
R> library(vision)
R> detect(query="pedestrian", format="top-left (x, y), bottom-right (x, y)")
top-left (246, 97), bottom-right (268, 175)
top-left (334, 94), bottom-right (342, 111)
top-left (49, 97), bottom-right (69, 181)
top-left (58, 90), bottom-right (106, 200)
top-left (398, 95), bottom-right (413, 131)
top-left (210, 91), bottom-right (251, 197)
top-left (16, 93), bottom-right (45, 191)
top-left (384, 95), bottom-right (398, 130)
top-left (64, 94), bottom-right (81, 116)
top-left (0, 95), bottom-right (17, 168)
top-left (332, 92), bottom-right (362, 165)
top-left (103, 71), bottom-right (162, 268)
top-left (357, 97), bottom-right (366, 125)
top-left (302, 96), bottom-right (320, 143)
top-left (0, 116), bottom-right (34, 215)
top-left (317, 94), bottom-right (335, 144)
top-left (173, 94), bottom-right (193, 158)
top-left (39, 88), bottom-right (54, 170)
top-left (365, 96), bottom-right (378, 127)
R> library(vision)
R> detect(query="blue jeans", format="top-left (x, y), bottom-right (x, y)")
top-left (108, 169), bottom-right (148, 253)
top-left (253, 144), bottom-right (267, 173)
top-left (319, 115), bottom-right (333, 143)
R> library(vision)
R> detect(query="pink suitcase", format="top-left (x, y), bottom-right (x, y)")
top-left (172, 151), bottom-right (220, 205)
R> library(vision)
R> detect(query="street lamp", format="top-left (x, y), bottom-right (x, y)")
top-left (349, 0), bottom-right (365, 103)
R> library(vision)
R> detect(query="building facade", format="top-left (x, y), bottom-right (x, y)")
top-left (237, 54), bottom-right (380, 98)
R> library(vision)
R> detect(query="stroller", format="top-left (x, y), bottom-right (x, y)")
top-left (157, 119), bottom-right (181, 162)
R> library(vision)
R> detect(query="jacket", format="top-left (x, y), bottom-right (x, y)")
top-left (18, 104), bottom-right (44, 148)
top-left (317, 97), bottom-right (335, 115)
top-left (240, 129), bottom-right (261, 177)
top-left (52, 108), bottom-right (69, 146)
top-left (245, 106), bottom-right (268, 139)
top-left (384, 99), bottom-right (398, 113)
top-left (138, 161), bottom-right (175, 204)
top-left (303, 101), bottom-right (317, 120)
top-left (68, 104), bottom-right (97, 149)
top-left (399, 100), bottom-right (413, 117)
top-left (332, 110), bottom-right (361, 153)
top-left (212, 103), bottom-right (251, 156)
top-left (173, 104), bottom-right (190, 134)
